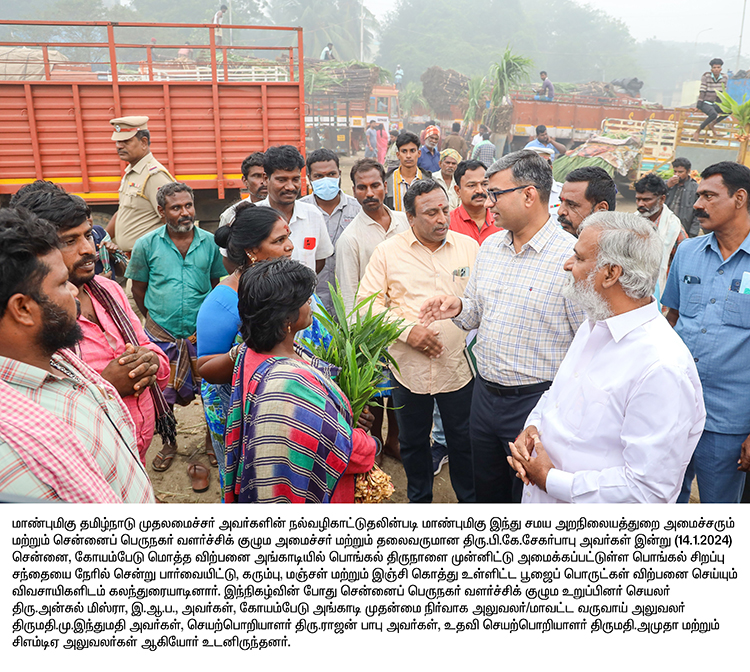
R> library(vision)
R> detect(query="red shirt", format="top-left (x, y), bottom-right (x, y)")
top-left (449, 204), bottom-right (500, 245)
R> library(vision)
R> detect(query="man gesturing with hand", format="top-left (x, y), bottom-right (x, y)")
top-left (357, 178), bottom-right (478, 503)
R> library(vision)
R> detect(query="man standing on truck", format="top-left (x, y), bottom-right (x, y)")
top-left (692, 58), bottom-right (729, 141)
top-left (107, 116), bottom-right (175, 255)
top-left (213, 5), bottom-right (228, 47)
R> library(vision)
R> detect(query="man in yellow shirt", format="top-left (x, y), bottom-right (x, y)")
top-left (357, 178), bottom-right (478, 502)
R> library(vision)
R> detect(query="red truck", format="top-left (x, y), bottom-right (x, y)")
top-left (0, 20), bottom-right (305, 223)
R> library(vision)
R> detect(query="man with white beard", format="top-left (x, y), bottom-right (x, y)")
top-left (507, 212), bottom-right (706, 503)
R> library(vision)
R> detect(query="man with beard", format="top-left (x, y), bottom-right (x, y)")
top-left (418, 125), bottom-right (441, 173)
top-left (634, 173), bottom-right (686, 301)
top-left (11, 186), bottom-right (171, 466)
top-left (507, 212), bottom-right (705, 503)
top-left (126, 182), bottom-right (225, 477)
top-left (0, 208), bottom-right (154, 503)
top-left (663, 161), bottom-right (750, 503)
top-left (557, 166), bottom-right (617, 237)
top-left (419, 150), bottom-right (585, 503)
top-left (255, 145), bottom-right (333, 274)
top-left (357, 179), bottom-right (478, 503)
top-left (448, 159), bottom-right (496, 245)
top-left (336, 158), bottom-right (409, 460)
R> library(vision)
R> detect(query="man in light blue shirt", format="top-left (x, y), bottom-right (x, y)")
top-left (524, 125), bottom-right (566, 161)
top-left (662, 161), bottom-right (750, 503)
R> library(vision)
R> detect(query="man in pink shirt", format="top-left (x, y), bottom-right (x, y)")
top-left (12, 186), bottom-right (171, 463)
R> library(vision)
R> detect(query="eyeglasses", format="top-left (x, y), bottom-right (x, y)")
top-left (486, 184), bottom-right (533, 203)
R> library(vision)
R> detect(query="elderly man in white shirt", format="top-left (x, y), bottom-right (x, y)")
top-left (508, 212), bottom-right (706, 503)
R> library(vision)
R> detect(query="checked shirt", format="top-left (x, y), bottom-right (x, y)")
top-left (453, 218), bottom-right (585, 385)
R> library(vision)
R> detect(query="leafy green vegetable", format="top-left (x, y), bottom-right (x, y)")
top-left (302, 282), bottom-right (405, 424)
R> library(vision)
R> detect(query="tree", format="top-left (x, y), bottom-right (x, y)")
top-left (399, 81), bottom-right (428, 127)
top-left (265, 0), bottom-right (378, 61)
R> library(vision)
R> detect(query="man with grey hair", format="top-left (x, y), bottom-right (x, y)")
top-left (507, 212), bottom-right (705, 503)
top-left (420, 150), bottom-right (586, 503)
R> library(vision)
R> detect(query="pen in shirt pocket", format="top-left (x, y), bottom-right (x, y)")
top-left (453, 267), bottom-right (469, 281)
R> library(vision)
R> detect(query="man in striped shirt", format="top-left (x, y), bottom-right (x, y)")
top-left (420, 150), bottom-right (585, 503)
top-left (693, 58), bottom-right (729, 141)
top-left (0, 208), bottom-right (153, 503)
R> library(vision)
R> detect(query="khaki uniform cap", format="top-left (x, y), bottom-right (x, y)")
top-left (110, 115), bottom-right (149, 141)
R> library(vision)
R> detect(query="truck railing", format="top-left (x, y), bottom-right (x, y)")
top-left (0, 20), bottom-right (303, 84)
top-left (0, 21), bottom-right (305, 202)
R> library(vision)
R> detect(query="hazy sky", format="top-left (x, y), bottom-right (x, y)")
top-left (364, 0), bottom-right (749, 49)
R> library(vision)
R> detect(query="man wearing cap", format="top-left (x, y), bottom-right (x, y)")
top-left (107, 116), bottom-right (175, 255)
top-left (433, 149), bottom-right (461, 212)
top-left (418, 126), bottom-right (441, 173)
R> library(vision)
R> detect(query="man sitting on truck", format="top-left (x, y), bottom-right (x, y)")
top-left (535, 71), bottom-right (555, 101)
top-left (693, 58), bottom-right (729, 141)
top-left (255, 145), bottom-right (334, 274)
top-left (524, 125), bottom-right (567, 161)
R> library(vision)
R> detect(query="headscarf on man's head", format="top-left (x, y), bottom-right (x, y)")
top-left (425, 125), bottom-right (440, 138)
top-left (440, 148), bottom-right (462, 164)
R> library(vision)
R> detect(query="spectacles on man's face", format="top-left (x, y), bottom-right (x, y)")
top-left (486, 184), bottom-right (533, 203)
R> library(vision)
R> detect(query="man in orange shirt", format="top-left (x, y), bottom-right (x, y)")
top-left (449, 160), bottom-right (499, 245)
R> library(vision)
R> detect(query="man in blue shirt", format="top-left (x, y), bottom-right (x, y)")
top-left (662, 161), bottom-right (750, 503)
top-left (524, 125), bottom-right (566, 161)
top-left (418, 125), bottom-right (441, 173)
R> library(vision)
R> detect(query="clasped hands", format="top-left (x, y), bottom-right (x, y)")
top-left (101, 344), bottom-right (160, 398)
top-left (507, 425), bottom-right (555, 493)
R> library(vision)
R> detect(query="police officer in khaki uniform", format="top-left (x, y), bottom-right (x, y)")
top-left (107, 116), bottom-right (175, 253)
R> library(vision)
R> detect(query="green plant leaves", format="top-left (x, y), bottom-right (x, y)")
top-left (302, 280), bottom-right (405, 424)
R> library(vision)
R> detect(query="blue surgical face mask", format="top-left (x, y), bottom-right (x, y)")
top-left (311, 177), bottom-right (340, 201)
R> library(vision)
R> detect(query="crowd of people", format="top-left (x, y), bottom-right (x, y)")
top-left (0, 106), bottom-right (748, 505)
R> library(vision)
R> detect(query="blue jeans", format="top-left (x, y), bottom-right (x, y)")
top-left (392, 379), bottom-right (475, 503)
top-left (431, 401), bottom-right (445, 445)
top-left (677, 430), bottom-right (747, 503)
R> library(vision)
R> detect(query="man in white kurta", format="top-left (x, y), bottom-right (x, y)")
top-left (508, 212), bottom-right (705, 503)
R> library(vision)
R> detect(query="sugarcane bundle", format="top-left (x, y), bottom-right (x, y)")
top-left (420, 66), bottom-right (470, 116)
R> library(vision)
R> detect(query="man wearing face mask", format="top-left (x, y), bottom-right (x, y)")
top-left (634, 173), bottom-right (687, 302)
top-left (300, 149), bottom-right (361, 311)
top-left (418, 126), bottom-right (441, 174)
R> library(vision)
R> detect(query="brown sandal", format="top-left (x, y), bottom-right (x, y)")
top-left (152, 448), bottom-right (176, 472)
top-left (206, 450), bottom-right (218, 468)
top-left (187, 463), bottom-right (210, 493)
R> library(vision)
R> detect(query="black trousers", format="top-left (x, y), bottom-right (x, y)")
top-left (392, 378), bottom-right (475, 503)
top-left (470, 375), bottom-right (548, 503)
top-left (698, 101), bottom-right (729, 130)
